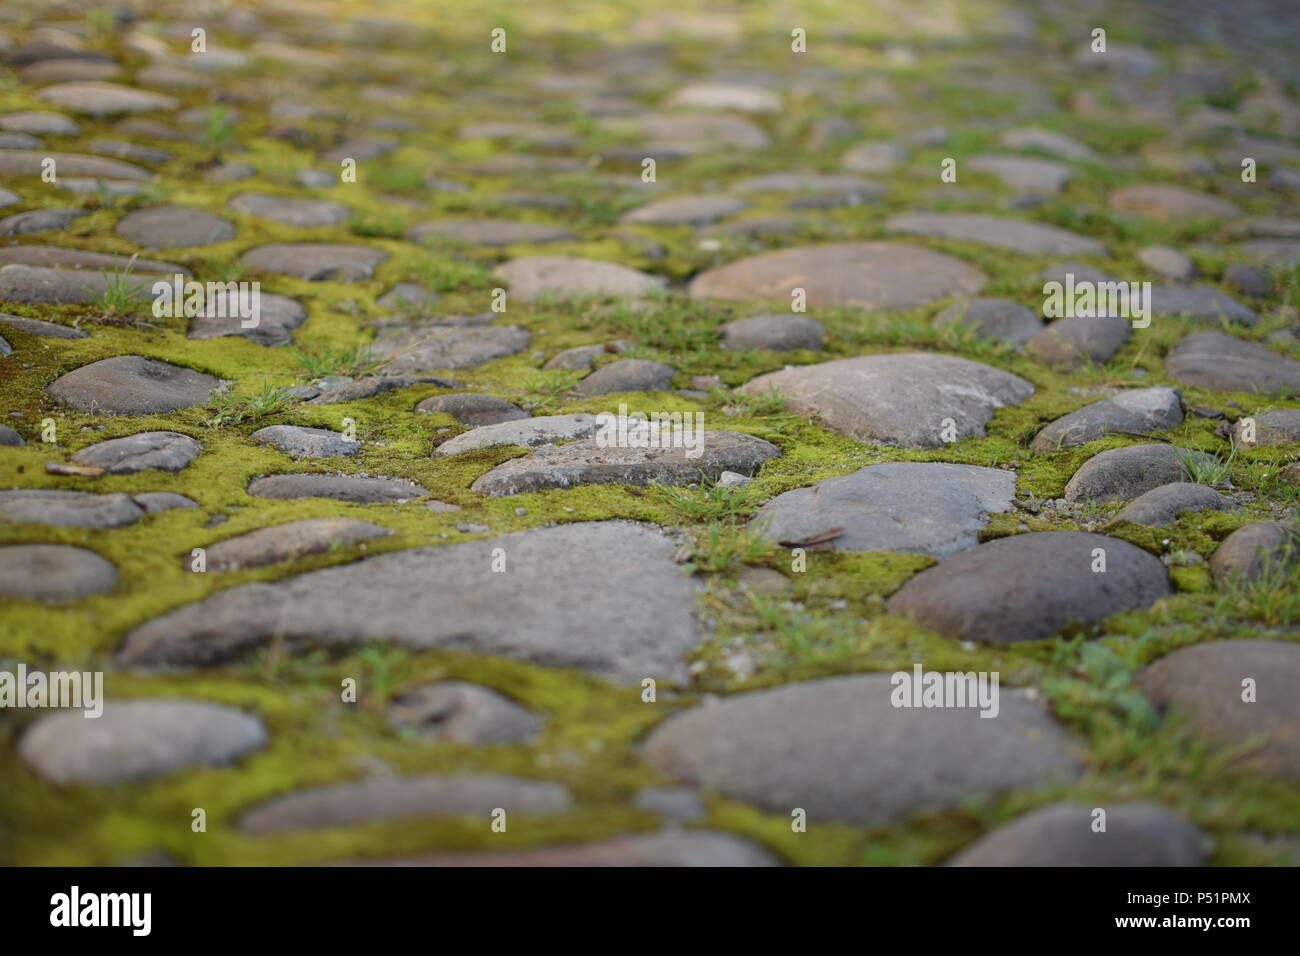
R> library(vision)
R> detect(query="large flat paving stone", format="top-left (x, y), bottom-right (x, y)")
top-left (736, 353), bottom-right (1033, 449)
top-left (755, 462), bottom-right (1015, 557)
top-left (688, 242), bottom-right (987, 310)
top-left (0, 490), bottom-right (144, 528)
top-left (19, 699), bottom-right (266, 784)
top-left (117, 522), bottom-right (701, 684)
top-left (114, 205), bottom-right (236, 248)
top-left (641, 674), bottom-right (1082, 825)
top-left (887, 531), bottom-right (1171, 643)
top-left (46, 356), bottom-right (222, 415)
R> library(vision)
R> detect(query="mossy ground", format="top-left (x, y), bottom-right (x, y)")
top-left (1, 0), bottom-right (1298, 865)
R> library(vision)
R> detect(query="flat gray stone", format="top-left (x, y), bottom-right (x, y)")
top-left (1030, 387), bottom-right (1184, 452)
top-left (948, 802), bottom-right (1208, 866)
top-left (886, 212), bottom-right (1107, 255)
top-left (1137, 640), bottom-right (1300, 779)
top-left (388, 681), bottom-right (542, 744)
top-left (999, 127), bottom-right (1100, 163)
top-left (731, 173), bottom-right (880, 198)
top-left (0, 207), bottom-right (85, 236)
top-left (933, 297), bottom-right (1043, 345)
top-left (493, 256), bottom-right (665, 302)
top-left (71, 430), bottom-right (201, 473)
top-left (1223, 263), bottom-right (1271, 298)
top-left (1150, 285), bottom-right (1257, 325)
top-left (620, 196), bottom-right (748, 226)
top-left (187, 289), bottom-right (307, 347)
top-left (34, 81), bottom-right (178, 115)
top-left (0, 490), bottom-right (144, 528)
top-left (0, 111), bottom-right (81, 135)
top-left (131, 492), bottom-right (196, 514)
top-left (1063, 443), bottom-right (1214, 503)
top-left (631, 112), bottom-right (771, 153)
top-left (195, 518), bottom-right (392, 572)
top-left (573, 359), bottom-right (676, 395)
top-left (408, 219), bottom-right (575, 246)
top-left (228, 192), bottom-right (351, 227)
top-left (1166, 332), bottom-right (1300, 396)
top-left (1137, 246), bottom-right (1195, 281)
top-left (19, 699), bottom-right (266, 784)
top-left (240, 243), bottom-right (388, 282)
top-left (339, 830), bottom-right (777, 867)
top-left (689, 242), bottom-right (987, 310)
top-left (1027, 316), bottom-right (1131, 369)
top-left (968, 154), bottom-right (1073, 193)
top-left (250, 425), bottom-right (359, 459)
top-left (47, 356), bottom-right (221, 415)
top-left (377, 283), bottom-right (438, 312)
top-left (119, 522), bottom-right (700, 684)
top-left (1210, 522), bottom-right (1298, 584)
top-left (238, 774), bottom-right (570, 834)
top-left (0, 424), bottom-right (22, 445)
top-left (888, 531), bottom-right (1172, 643)
top-left (1111, 184), bottom-right (1241, 221)
top-left (0, 312), bottom-right (88, 339)
top-left (434, 414), bottom-right (600, 456)
top-left (0, 544), bottom-right (116, 602)
top-left (841, 141), bottom-right (907, 173)
top-left (0, 264), bottom-right (157, 305)
top-left (1233, 409), bottom-right (1300, 446)
top-left (737, 353), bottom-right (1034, 449)
top-left (415, 393), bottom-right (527, 426)
top-left (247, 474), bottom-right (426, 503)
top-left (633, 787), bottom-right (706, 823)
top-left (115, 205), bottom-right (236, 248)
top-left (0, 149), bottom-right (149, 180)
top-left (642, 674), bottom-right (1082, 825)
top-left (87, 138), bottom-right (172, 165)
top-left (303, 374), bottom-right (465, 406)
top-left (669, 81), bottom-right (780, 112)
top-left (0, 246), bottom-right (187, 275)
top-left (370, 322), bottom-right (530, 372)
top-left (755, 462), bottom-right (1015, 558)
top-left (1113, 482), bottom-right (1228, 526)
top-left (721, 314), bottom-right (824, 351)
top-left (471, 431), bottom-right (780, 497)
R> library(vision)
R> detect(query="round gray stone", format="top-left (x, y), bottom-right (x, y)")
top-left (0, 544), bottom-right (117, 602)
top-left (1063, 443), bottom-right (1215, 503)
top-left (620, 196), bottom-right (748, 226)
top-left (933, 297), bottom-right (1043, 345)
top-left (250, 425), bottom-right (360, 459)
top-left (228, 192), bottom-right (351, 227)
top-left (19, 699), bottom-right (266, 784)
top-left (115, 205), bottom-right (236, 248)
top-left (1112, 482), bottom-right (1228, 526)
top-left (642, 674), bottom-right (1082, 825)
top-left (1232, 409), bottom-right (1300, 446)
top-left (1166, 332), bottom-right (1300, 395)
top-left (433, 414), bottom-right (600, 457)
top-left (247, 474), bottom-right (426, 503)
top-left (947, 801), bottom-right (1208, 866)
top-left (237, 773), bottom-right (570, 834)
top-left (0, 490), bottom-right (143, 528)
top-left (689, 242), bottom-right (987, 310)
top-left (46, 356), bottom-right (222, 415)
top-left (1030, 387), bottom-right (1184, 452)
top-left (493, 256), bottom-right (665, 302)
top-left (573, 359), bottom-right (676, 395)
top-left (1210, 522), bottom-right (1298, 584)
top-left (887, 531), bottom-right (1172, 644)
top-left (721, 314), bottom-right (824, 351)
top-left (886, 212), bottom-right (1107, 256)
top-left (239, 243), bottom-right (389, 282)
top-left (415, 393), bottom-right (527, 426)
top-left (407, 219), bottom-right (575, 246)
top-left (1110, 184), bottom-right (1240, 221)
top-left (737, 353), bottom-right (1034, 449)
top-left (1137, 640), bottom-right (1300, 779)
top-left (756, 461), bottom-right (1015, 558)
top-left (194, 518), bottom-right (392, 572)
